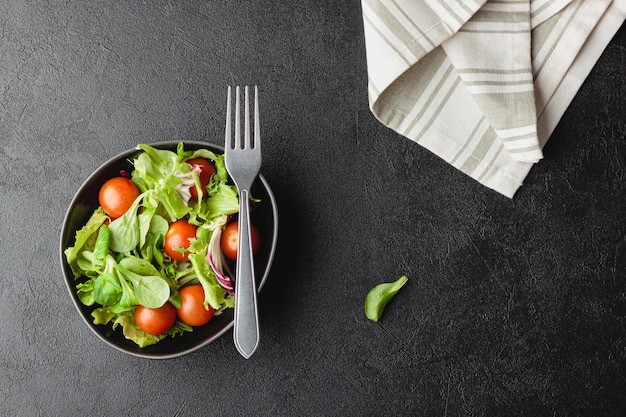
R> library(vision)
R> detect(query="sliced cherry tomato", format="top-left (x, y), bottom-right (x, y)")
top-left (164, 220), bottom-right (198, 262)
top-left (134, 302), bottom-right (177, 335)
top-left (176, 285), bottom-right (214, 326)
top-left (187, 157), bottom-right (216, 200)
top-left (98, 177), bottom-right (140, 219)
top-left (220, 220), bottom-right (260, 261)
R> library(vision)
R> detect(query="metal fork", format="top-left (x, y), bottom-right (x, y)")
top-left (224, 85), bottom-right (262, 359)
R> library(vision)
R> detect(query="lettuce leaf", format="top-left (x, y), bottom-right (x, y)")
top-left (364, 275), bottom-right (408, 322)
top-left (64, 208), bottom-right (108, 276)
top-left (108, 194), bottom-right (144, 253)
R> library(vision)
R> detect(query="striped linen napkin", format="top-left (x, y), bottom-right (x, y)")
top-left (361, 0), bottom-right (626, 197)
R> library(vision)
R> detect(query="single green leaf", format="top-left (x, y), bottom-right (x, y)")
top-left (187, 148), bottom-right (219, 163)
top-left (147, 215), bottom-right (168, 248)
top-left (76, 280), bottom-right (95, 306)
top-left (168, 291), bottom-right (182, 309)
top-left (131, 154), bottom-right (161, 192)
top-left (91, 306), bottom-right (117, 325)
top-left (64, 208), bottom-right (108, 275)
top-left (115, 260), bottom-right (170, 308)
top-left (92, 272), bottom-right (123, 306)
top-left (188, 253), bottom-right (226, 310)
top-left (76, 251), bottom-right (97, 275)
top-left (110, 302), bottom-right (136, 314)
top-left (118, 256), bottom-right (161, 276)
top-left (137, 206), bottom-right (156, 250)
top-left (125, 273), bottom-right (168, 308)
top-left (114, 268), bottom-right (139, 308)
top-left (136, 144), bottom-right (178, 175)
top-left (138, 210), bottom-right (167, 263)
top-left (212, 154), bottom-right (228, 182)
top-left (108, 194), bottom-right (143, 253)
top-left (196, 182), bottom-right (239, 220)
top-left (152, 234), bottom-right (165, 268)
top-left (168, 320), bottom-right (193, 337)
top-left (175, 141), bottom-right (194, 162)
top-left (91, 225), bottom-right (110, 273)
top-left (364, 275), bottom-right (408, 322)
top-left (158, 175), bottom-right (191, 221)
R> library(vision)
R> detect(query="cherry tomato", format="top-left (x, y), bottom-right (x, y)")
top-left (220, 221), bottom-right (260, 261)
top-left (98, 177), bottom-right (140, 219)
top-left (134, 302), bottom-right (177, 335)
top-left (176, 285), bottom-right (214, 326)
top-left (187, 157), bottom-right (216, 200)
top-left (164, 220), bottom-right (198, 262)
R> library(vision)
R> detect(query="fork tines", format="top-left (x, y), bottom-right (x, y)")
top-left (225, 85), bottom-right (260, 151)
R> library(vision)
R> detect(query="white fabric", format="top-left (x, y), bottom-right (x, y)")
top-left (362, 0), bottom-right (626, 197)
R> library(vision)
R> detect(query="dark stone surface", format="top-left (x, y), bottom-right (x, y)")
top-left (1, 1), bottom-right (624, 416)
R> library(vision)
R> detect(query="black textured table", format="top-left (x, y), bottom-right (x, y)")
top-left (1, 2), bottom-right (625, 416)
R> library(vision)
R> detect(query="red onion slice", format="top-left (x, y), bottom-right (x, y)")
top-left (207, 228), bottom-right (234, 294)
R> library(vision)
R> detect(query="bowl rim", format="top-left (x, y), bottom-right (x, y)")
top-left (59, 140), bottom-right (278, 359)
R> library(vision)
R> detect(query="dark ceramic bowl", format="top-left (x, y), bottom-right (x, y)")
top-left (59, 141), bottom-right (278, 359)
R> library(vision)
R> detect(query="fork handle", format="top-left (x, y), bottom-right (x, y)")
top-left (233, 189), bottom-right (260, 359)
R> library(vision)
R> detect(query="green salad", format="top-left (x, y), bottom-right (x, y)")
top-left (64, 143), bottom-right (248, 347)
